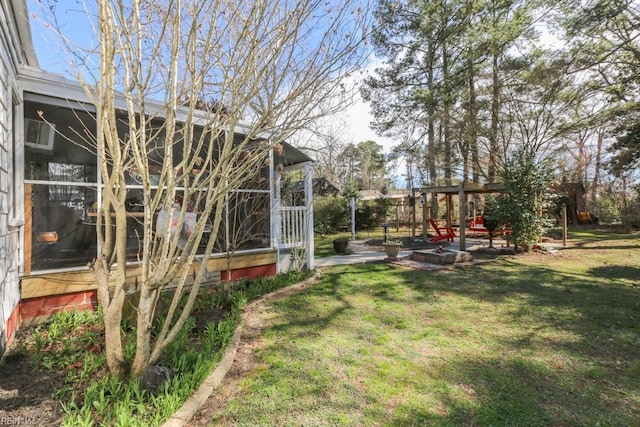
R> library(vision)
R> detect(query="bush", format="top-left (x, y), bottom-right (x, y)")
top-left (596, 194), bottom-right (622, 224)
top-left (356, 204), bottom-right (378, 230)
top-left (313, 196), bottom-right (349, 234)
top-left (489, 148), bottom-right (556, 251)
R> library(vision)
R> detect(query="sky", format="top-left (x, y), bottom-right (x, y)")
top-left (25, 0), bottom-right (396, 151)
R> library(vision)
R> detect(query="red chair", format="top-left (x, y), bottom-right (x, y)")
top-left (469, 216), bottom-right (488, 233)
top-left (429, 218), bottom-right (455, 242)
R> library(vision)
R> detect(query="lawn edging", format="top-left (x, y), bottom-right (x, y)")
top-left (161, 272), bottom-right (322, 427)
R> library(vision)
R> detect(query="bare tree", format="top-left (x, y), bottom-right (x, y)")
top-left (39, 0), bottom-right (370, 379)
top-left (301, 118), bottom-right (353, 190)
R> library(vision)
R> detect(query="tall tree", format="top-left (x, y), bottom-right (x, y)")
top-left (480, 0), bottom-right (537, 181)
top-left (363, 0), bottom-right (542, 185)
top-left (340, 140), bottom-right (386, 190)
top-left (560, 0), bottom-right (640, 176)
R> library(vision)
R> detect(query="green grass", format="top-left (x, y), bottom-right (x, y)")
top-left (213, 229), bottom-right (640, 426)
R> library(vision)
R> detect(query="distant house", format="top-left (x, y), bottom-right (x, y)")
top-left (359, 188), bottom-right (410, 203)
top-left (0, 0), bottom-right (315, 356)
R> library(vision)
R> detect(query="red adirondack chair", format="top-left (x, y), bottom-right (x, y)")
top-left (469, 216), bottom-right (488, 233)
top-left (428, 218), bottom-right (455, 242)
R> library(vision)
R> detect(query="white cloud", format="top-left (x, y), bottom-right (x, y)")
top-left (342, 94), bottom-right (396, 152)
top-left (339, 60), bottom-right (397, 153)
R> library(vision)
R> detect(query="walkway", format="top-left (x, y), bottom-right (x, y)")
top-left (314, 238), bottom-right (504, 268)
top-left (314, 246), bottom-right (413, 267)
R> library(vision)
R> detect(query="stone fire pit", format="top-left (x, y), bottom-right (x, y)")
top-left (412, 248), bottom-right (473, 265)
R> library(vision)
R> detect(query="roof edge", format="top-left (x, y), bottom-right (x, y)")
top-left (12, 0), bottom-right (39, 67)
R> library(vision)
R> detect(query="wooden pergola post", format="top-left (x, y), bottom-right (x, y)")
top-left (422, 201), bottom-right (429, 241)
top-left (419, 182), bottom-right (507, 251)
top-left (458, 182), bottom-right (466, 251)
top-left (562, 205), bottom-right (568, 247)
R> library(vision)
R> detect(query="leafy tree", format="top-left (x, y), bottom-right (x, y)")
top-left (609, 111), bottom-right (640, 175)
top-left (356, 203), bottom-right (379, 230)
top-left (363, 0), bottom-right (547, 186)
top-left (375, 195), bottom-right (395, 222)
top-left (338, 140), bottom-right (387, 191)
top-left (560, 0), bottom-right (640, 179)
top-left (488, 148), bottom-right (556, 251)
top-left (343, 177), bottom-right (360, 200)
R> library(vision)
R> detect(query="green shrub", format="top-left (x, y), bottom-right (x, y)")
top-left (489, 148), bottom-right (556, 251)
top-left (356, 203), bottom-right (378, 230)
top-left (596, 194), bottom-right (622, 224)
top-left (313, 195), bottom-right (349, 234)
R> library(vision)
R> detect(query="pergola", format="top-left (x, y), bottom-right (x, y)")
top-left (421, 182), bottom-right (506, 251)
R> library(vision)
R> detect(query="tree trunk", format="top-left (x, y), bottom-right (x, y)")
top-left (92, 257), bottom-right (127, 378)
top-left (489, 53), bottom-right (499, 183)
top-left (130, 284), bottom-right (158, 378)
top-left (427, 40), bottom-right (438, 219)
top-left (443, 39), bottom-right (452, 186)
top-left (469, 59), bottom-right (479, 184)
top-left (591, 127), bottom-right (603, 211)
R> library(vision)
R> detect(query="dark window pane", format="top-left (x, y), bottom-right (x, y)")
top-left (30, 184), bottom-right (98, 270)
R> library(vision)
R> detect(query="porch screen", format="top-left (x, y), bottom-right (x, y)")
top-left (24, 101), bottom-right (272, 273)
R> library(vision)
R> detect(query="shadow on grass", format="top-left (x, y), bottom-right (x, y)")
top-left (388, 355), bottom-right (628, 427)
top-left (244, 255), bottom-right (639, 425)
top-left (568, 228), bottom-right (639, 249)
top-left (386, 260), bottom-right (639, 425)
top-left (588, 265), bottom-right (640, 281)
top-left (397, 260), bottom-right (640, 353)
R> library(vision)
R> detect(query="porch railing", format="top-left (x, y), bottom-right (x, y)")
top-left (279, 206), bottom-right (307, 249)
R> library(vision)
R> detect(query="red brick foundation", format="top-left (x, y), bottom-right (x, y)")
top-left (19, 263), bottom-right (276, 326)
top-left (19, 290), bottom-right (98, 327)
top-left (221, 264), bottom-right (277, 282)
top-left (3, 304), bottom-right (21, 349)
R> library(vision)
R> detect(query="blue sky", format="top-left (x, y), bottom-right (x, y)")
top-left (27, 0), bottom-right (98, 76)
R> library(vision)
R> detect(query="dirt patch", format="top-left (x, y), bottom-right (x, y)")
top-left (0, 306), bottom-right (227, 426)
top-left (0, 339), bottom-right (67, 426)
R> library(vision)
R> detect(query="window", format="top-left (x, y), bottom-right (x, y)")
top-left (24, 119), bottom-right (55, 151)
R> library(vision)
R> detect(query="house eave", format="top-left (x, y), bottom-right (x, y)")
top-left (17, 67), bottom-right (271, 137)
top-left (12, 0), bottom-right (39, 67)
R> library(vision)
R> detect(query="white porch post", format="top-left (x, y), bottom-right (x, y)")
top-left (10, 87), bottom-right (25, 274)
top-left (270, 147), bottom-right (282, 272)
top-left (303, 162), bottom-right (314, 270)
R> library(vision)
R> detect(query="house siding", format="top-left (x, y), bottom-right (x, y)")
top-left (0, 1), bottom-right (312, 348)
top-left (0, 0), bottom-right (27, 355)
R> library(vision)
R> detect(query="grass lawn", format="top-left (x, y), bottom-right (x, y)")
top-left (211, 229), bottom-right (640, 426)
